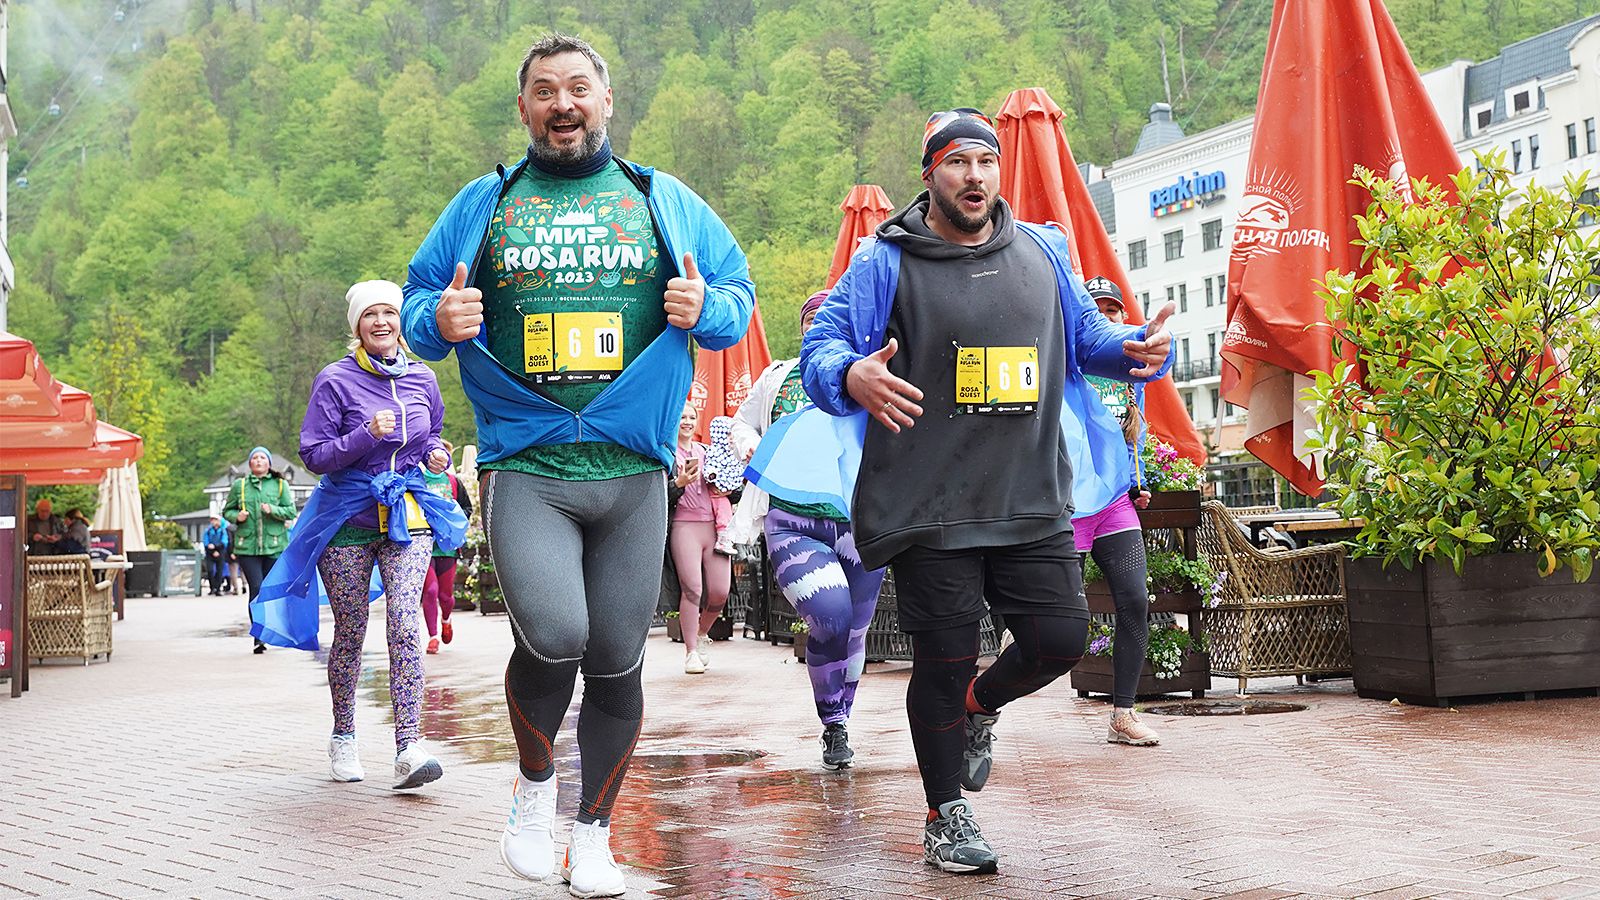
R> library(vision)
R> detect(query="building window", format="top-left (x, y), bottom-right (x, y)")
top-left (1178, 283), bottom-right (1188, 312)
top-left (1138, 291), bottom-right (1151, 310)
top-left (1164, 229), bottom-right (1184, 261)
top-left (1208, 332), bottom-right (1218, 362)
top-left (1183, 391), bottom-right (1195, 420)
top-left (1202, 219), bottom-right (1223, 252)
top-left (1209, 387), bottom-right (1220, 418)
top-left (1476, 108), bottom-right (1492, 131)
top-left (1512, 139), bottom-right (1522, 173)
top-left (1205, 277), bottom-right (1214, 308)
top-left (1569, 123), bottom-right (1579, 159)
top-left (1128, 239), bottom-right (1147, 270)
top-left (1587, 118), bottom-right (1597, 155)
top-left (1512, 90), bottom-right (1530, 113)
top-left (1181, 337), bottom-right (1191, 367)
top-left (1224, 401), bottom-right (1239, 419)
top-left (1530, 134), bottom-right (1540, 169)
top-left (1579, 189), bottom-right (1598, 227)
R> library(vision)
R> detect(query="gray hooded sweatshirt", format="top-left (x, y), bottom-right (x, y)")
top-left (852, 194), bottom-right (1074, 569)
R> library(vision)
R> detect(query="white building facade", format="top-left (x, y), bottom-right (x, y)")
top-left (1088, 14), bottom-right (1600, 492)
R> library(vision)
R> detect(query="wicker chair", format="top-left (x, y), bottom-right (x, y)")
top-left (1198, 502), bottom-right (1351, 694)
top-left (26, 554), bottom-right (115, 664)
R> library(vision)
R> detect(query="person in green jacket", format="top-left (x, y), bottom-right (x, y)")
top-left (225, 447), bottom-right (297, 654)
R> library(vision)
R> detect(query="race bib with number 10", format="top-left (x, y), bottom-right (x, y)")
top-left (523, 312), bottom-right (624, 384)
top-left (955, 345), bottom-right (1040, 415)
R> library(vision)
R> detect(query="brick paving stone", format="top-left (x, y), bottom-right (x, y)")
top-left (6, 595), bottom-right (1600, 898)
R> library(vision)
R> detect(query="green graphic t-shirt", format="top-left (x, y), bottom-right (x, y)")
top-left (477, 162), bottom-right (671, 481)
top-left (765, 365), bottom-right (848, 522)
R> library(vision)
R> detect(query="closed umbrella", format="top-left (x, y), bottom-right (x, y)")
top-left (1221, 0), bottom-right (1461, 494)
top-left (996, 87), bottom-right (1206, 465)
top-left (92, 462), bottom-right (148, 550)
top-left (826, 185), bottom-right (895, 289)
top-left (0, 384), bottom-right (97, 448)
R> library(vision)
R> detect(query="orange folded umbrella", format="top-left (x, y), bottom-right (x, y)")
top-left (826, 185), bottom-right (895, 289)
top-left (0, 420), bottom-right (144, 474)
top-left (0, 384), bottom-right (97, 448)
top-left (690, 304), bottom-right (773, 443)
top-left (0, 330), bottom-right (63, 416)
top-left (1222, 0), bottom-right (1461, 494)
top-left (996, 87), bottom-right (1207, 466)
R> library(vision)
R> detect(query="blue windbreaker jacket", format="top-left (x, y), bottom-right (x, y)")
top-left (401, 155), bottom-right (755, 469)
top-left (748, 222), bottom-right (1172, 522)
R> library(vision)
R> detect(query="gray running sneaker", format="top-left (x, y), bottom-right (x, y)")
top-left (922, 799), bottom-right (999, 874)
top-left (961, 711), bottom-right (999, 791)
top-left (820, 723), bottom-right (854, 770)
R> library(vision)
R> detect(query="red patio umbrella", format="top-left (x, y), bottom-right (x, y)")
top-left (827, 185), bottom-right (896, 289)
top-left (1221, 0), bottom-right (1461, 494)
top-left (0, 420), bottom-right (144, 474)
top-left (0, 384), bottom-right (97, 448)
top-left (18, 467), bottom-right (110, 486)
top-left (0, 330), bottom-right (63, 416)
top-left (996, 87), bottom-right (1207, 466)
top-left (690, 305), bottom-right (773, 443)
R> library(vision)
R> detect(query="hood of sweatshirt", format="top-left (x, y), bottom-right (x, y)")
top-left (876, 192), bottom-right (1016, 260)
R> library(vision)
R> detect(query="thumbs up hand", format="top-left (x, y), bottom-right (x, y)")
top-left (845, 338), bottom-right (925, 433)
top-left (1125, 301), bottom-right (1177, 377)
top-left (437, 262), bottom-right (484, 342)
top-left (664, 252), bottom-right (706, 330)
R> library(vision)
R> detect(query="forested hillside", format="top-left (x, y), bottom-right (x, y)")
top-left (8, 0), bottom-right (1597, 513)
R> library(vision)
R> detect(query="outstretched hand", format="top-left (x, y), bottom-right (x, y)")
top-left (845, 338), bottom-right (924, 433)
top-left (1125, 301), bottom-right (1177, 377)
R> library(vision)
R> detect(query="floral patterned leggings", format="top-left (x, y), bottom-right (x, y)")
top-left (318, 535), bottom-right (433, 751)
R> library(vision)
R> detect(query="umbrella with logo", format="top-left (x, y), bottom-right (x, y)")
top-left (996, 87), bottom-right (1207, 466)
top-left (1221, 0), bottom-right (1461, 494)
top-left (827, 185), bottom-right (896, 289)
top-left (690, 305), bottom-right (772, 443)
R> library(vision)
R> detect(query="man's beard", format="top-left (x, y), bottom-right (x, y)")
top-left (931, 185), bottom-right (997, 234)
top-left (531, 118), bottom-right (608, 165)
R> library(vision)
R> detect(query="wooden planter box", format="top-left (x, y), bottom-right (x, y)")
top-left (794, 638), bottom-right (806, 661)
top-left (1345, 554), bottom-right (1600, 706)
top-left (1136, 490), bottom-right (1202, 529)
top-left (1072, 647), bottom-right (1209, 699)
top-left (476, 564), bottom-right (506, 616)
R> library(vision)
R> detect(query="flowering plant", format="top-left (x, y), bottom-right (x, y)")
top-left (1083, 549), bottom-right (1212, 594)
top-left (1140, 439), bottom-right (1206, 492)
top-left (1084, 620), bottom-right (1201, 680)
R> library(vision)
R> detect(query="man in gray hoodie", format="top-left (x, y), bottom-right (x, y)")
top-left (799, 108), bottom-right (1175, 874)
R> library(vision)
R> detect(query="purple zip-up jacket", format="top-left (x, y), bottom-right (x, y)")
top-left (299, 354), bottom-right (447, 530)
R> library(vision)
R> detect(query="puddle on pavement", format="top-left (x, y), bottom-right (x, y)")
top-left (1144, 699), bottom-right (1309, 716)
top-left (629, 748), bottom-right (768, 783)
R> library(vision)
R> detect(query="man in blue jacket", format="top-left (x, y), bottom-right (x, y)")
top-left (800, 108), bottom-right (1175, 875)
top-left (400, 33), bottom-right (753, 899)
top-left (203, 514), bottom-right (231, 596)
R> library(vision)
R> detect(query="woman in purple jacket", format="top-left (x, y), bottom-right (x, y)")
top-left (300, 280), bottom-right (452, 790)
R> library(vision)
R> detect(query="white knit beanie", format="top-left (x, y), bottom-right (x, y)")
top-left (346, 280), bottom-right (404, 335)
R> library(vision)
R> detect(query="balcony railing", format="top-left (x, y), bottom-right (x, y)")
top-left (1172, 357), bottom-right (1221, 382)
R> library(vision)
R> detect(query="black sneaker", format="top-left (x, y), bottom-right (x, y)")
top-left (820, 723), bottom-right (854, 770)
top-left (252, 640), bottom-right (265, 655)
top-left (961, 712), bottom-right (998, 791)
top-left (922, 799), bottom-right (998, 874)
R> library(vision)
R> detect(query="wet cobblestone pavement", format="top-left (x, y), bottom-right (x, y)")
top-left (5, 595), bottom-right (1600, 898)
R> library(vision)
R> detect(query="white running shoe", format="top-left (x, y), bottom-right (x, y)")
top-left (696, 641), bottom-right (711, 669)
top-left (562, 820), bottom-right (626, 898)
top-left (501, 773), bottom-right (558, 880)
top-left (392, 741), bottom-right (443, 790)
top-left (328, 734), bottom-right (364, 783)
top-left (683, 650), bottom-right (706, 675)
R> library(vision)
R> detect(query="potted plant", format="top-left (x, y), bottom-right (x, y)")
top-left (1076, 619), bottom-right (1208, 697)
top-left (1137, 439), bottom-right (1206, 529)
top-left (460, 523), bottom-right (505, 616)
top-left (1082, 550), bottom-right (1213, 616)
top-left (790, 619), bottom-right (809, 661)
top-left (1306, 157), bottom-right (1600, 705)
top-left (665, 611), bottom-right (683, 643)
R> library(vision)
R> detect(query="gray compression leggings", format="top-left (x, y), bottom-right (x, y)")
top-left (485, 468), bottom-right (667, 824)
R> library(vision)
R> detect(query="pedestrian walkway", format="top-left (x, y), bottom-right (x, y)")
top-left (4, 594), bottom-right (1600, 899)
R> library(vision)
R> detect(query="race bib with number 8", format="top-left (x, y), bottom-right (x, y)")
top-left (523, 312), bottom-right (624, 384)
top-left (955, 345), bottom-right (1039, 415)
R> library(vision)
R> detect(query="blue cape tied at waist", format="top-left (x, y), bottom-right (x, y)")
top-left (250, 467), bottom-right (469, 650)
top-left (745, 395), bottom-right (1130, 521)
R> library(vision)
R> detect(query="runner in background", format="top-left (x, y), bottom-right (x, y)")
top-left (420, 440), bottom-right (473, 654)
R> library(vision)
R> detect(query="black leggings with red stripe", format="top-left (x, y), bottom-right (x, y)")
top-left (907, 614), bottom-right (1087, 809)
top-left (488, 469), bottom-right (666, 825)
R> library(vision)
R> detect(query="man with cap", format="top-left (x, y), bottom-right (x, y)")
top-left (799, 108), bottom-right (1176, 873)
top-left (400, 32), bottom-right (752, 897)
top-left (1075, 275), bottom-right (1163, 747)
top-left (729, 289), bottom-right (888, 771)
